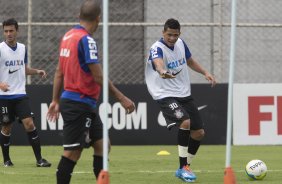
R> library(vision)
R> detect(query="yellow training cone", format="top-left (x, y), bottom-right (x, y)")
top-left (157, 150), bottom-right (171, 156)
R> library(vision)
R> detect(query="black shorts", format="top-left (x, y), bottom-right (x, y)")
top-left (156, 96), bottom-right (204, 130)
top-left (0, 96), bottom-right (33, 125)
top-left (60, 99), bottom-right (103, 150)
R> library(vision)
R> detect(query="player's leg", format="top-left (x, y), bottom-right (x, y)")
top-left (21, 117), bottom-right (51, 167)
top-left (0, 123), bottom-right (13, 166)
top-left (92, 139), bottom-right (103, 178)
top-left (188, 129), bottom-right (204, 164)
top-left (58, 99), bottom-right (100, 183)
top-left (157, 97), bottom-right (196, 182)
top-left (0, 99), bottom-right (15, 166)
top-left (157, 97), bottom-right (190, 167)
top-left (57, 149), bottom-right (82, 184)
top-left (178, 120), bottom-right (190, 168)
top-left (176, 119), bottom-right (198, 182)
top-left (90, 112), bottom-right (111, 179)
top-left (183, 96), bottom-right (205, 166)
top-left (21, 117), bottom-right (41, 161)
top-left (16, 97), bottom-right (51, 167)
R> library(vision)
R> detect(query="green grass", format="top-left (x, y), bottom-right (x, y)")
top-left (0, 145), bottom-right (281, 184)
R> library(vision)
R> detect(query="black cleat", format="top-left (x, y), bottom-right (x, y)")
top-left (36, 158), bottom-right (51, 167)
top-left (4, 160), bottom-right (14, 167)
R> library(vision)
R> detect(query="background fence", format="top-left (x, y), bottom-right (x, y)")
top-left (0, 0), bottom-right (281, 85)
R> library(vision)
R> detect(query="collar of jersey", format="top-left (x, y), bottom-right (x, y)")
top-left (159, 38), bottom-right (174, 51)
top-left (74, 25), bottom-right (91, 35)
top-left (5, 42), bottom-right (17, 51)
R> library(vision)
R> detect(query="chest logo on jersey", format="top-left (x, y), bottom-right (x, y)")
top-left (5, 60), bottom-right (24, 66)
top-left (9, 68), bottom-right (20, 74)
top-left (167, 58), bottom-right (186, 69)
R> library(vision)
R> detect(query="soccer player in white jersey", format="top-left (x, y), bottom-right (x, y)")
top-left (0, 18), bottom-right (51, 167)
top-left (145, 18), bottom-right (216, 182)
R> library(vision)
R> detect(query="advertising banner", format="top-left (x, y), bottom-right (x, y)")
top-left (233, 83), bottom-right (282, 145)
top-left (10, 84), bottom-right (228, 145)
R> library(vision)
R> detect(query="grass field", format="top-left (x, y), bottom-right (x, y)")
top-left (0, 145), bottom-right (281, 184)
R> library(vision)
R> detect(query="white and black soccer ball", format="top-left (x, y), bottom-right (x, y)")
top-left (245, 159), bottom-right (267, 180)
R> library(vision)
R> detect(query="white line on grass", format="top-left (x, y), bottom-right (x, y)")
top-left (2, 169), bottom-right (281, 175)
top-left (73, 169), bottom-right (282, 174)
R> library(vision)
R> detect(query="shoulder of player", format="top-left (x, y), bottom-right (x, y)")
top-left (151, 41), bottom-right (164, 50)
top-left (79, 35), bottom-right (97, 48)
top-left (82, 34), bottom-right (96, 41)
top-left (176, 38), bottom-right (185, 44)
top-left (175, 38), bottom-right (189, 50)
top-left (0, 41), bottom-right (6, 48)
top-left (17, 42), bottom-right (25, 48)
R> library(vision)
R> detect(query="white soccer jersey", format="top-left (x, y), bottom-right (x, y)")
top-left (0, 41), bottom-right (27, 95)
top-left (145, 38), bottom-right (191, 100)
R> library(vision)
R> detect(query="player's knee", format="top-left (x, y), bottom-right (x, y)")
top-left (93, 139), bottom-right (111, 155)
top-left (199, 129), bottom-right (205, 139)
top-left (63, 150), bottom-right (82, 162)
top-left (179, 119), bottom-right (190, 129)
top-left (1, 125), bottom-right (12, 135)
top-left (22, 117), bottom-right (35, 131)
top-left (191, 129), bottom-right (205, 140)
top-left (24, 123), bottom-right (35, 132)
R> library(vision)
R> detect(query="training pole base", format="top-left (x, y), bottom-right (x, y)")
top-left (224, 167), bottom-right (237, 184)
top-left (97, 170), bottom-right (110, 184)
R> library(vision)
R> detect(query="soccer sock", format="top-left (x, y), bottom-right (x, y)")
top-left (177, 128), bottom-right (190, 168)
top-left (57, 156), bottom-right (76, 184)
top-left (187, 138), bottom-right (201, 165)
top-left (27, 128), bottom-right (42, 161)
top-left (93, 155), bottom-right (103, 179)
top-left (0, 131), bottom-right (11, 162)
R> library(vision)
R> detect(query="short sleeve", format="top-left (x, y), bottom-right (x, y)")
top-left (182, 40), bottom-right (192, 59)
top-left (79, 35), bottom-right (99, 64)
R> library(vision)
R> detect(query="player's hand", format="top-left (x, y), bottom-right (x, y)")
top-left (47, 101), bottom-right (60, 123)
top-left (120, 96), bottom-right (135, 114)
top-left (37, 70), bottom-right (47, 78)
top-left (204, 72), bottom-right (216, 87)
top-left (0, 82), bottom-right (10, 92)
top-left (160, 71), bottom-right (176, 79)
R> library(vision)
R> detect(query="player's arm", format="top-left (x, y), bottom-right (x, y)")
top-left (187, 57), bottom-right (216, 87)
top-left (25, 66), bottom-right (47, 78)
top-left (47, 64), bottom-right (63, 122)
top-left (88, 63), bottom-right (135, 113)
top-left (24, 46), bottom-right (47, 78)
top-left (80, 35), bottom-right (135, 113)
top-left (150, 47), bottom-right (175, 79)
top-left (153, 58), bottom-right (175, 79)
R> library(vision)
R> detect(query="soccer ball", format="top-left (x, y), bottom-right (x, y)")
top-left (245, 159), bottom-right (267, 180)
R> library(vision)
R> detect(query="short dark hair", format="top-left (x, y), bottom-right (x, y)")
top-left (164, 18), bottom-right (180, 31)
top-left (2, 18), bottom-right (18, 30)
top-left (79, 0), bottom-right (101, 22)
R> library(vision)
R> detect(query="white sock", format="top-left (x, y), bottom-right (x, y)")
top-left (178, 145), bottom-right (188, 157)
top-left (187, 153), bottom-right (195, 165)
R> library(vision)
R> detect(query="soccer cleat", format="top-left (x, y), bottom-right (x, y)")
top-left (4, 160), bottom-right (14, 167)
top-left (175, 165), bottom-right (196, 182)
top-left (36, 158), bottom-right (51, 167)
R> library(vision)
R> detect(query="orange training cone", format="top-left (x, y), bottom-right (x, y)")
top-left (97, 170), bottom-right (110, 184)
top-left (224, 167), bottom-right (237, 184)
